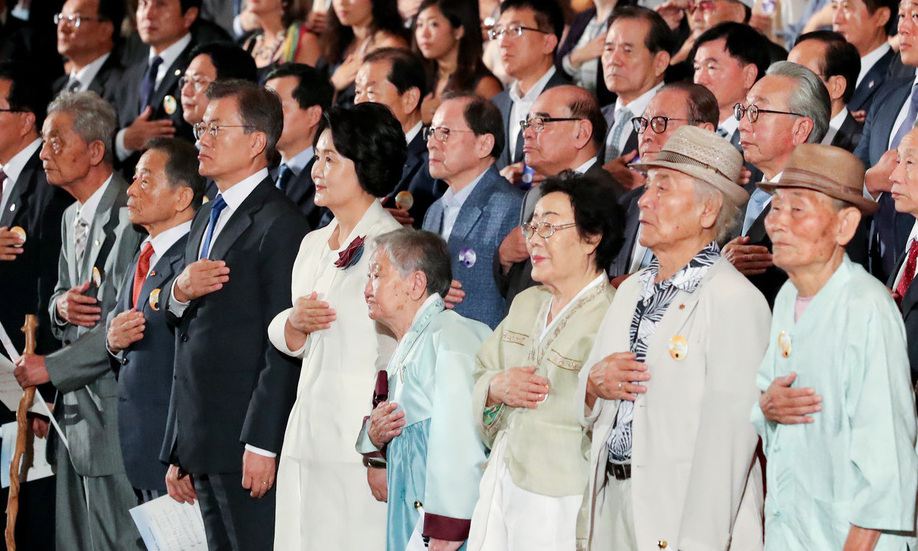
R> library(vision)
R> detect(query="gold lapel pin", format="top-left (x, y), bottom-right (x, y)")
top-left (163, 95), bottom-right (177, 115)
top-left (149, 288), bottom-right (161, 311)
top-left (91, 266), bottom-right (102, 288)
top-left (777, 331), bottom-right (792, 358)
top-left (668, 335), bottom-right (688, 361)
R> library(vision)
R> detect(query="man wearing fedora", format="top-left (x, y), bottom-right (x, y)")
top-left (753, 144), bottom-right (918, 549)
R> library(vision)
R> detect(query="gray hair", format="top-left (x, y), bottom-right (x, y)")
top-left (765, 61), bottom-right (830, 144)
top-left (692, 179), bottom-right (741, 243)
top-left (47, 91), bottom-right (117, 165)
top-left (372, 229), bottom-right (453, 298)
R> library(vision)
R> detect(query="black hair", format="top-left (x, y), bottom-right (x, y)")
top-left (206, 80), bottom-right (284, 162)
top-left (564, 87), bottom-right (607, 151)
top-left (363, 47), bottom-right (430, 103)
top-left (863, 0), bottom-right (898, 36)
top-left (692, 22), bottom-right (771, 82)
top-left (320, 0), bottom-right (407, 65)
top-left (413, 0), bottom-right (492, 92)
top-left (794, 30), bottom-right (861, 104)
top-left (0, 62), bottom-right (49, 131)
top-left (499, 0), bottom-right (566, 41)
top-left (662, 82), bottom-right (720, 126)
top-left (180, 0), bottom-right (203, 13)
top-left (188, 42), bottom-right (258, 83)
top-left (146, 137), bottom-right (207, 209)
top-left (609, 5), bottom-right (676, 55)
top-left (265, 63), bottom-right (334, 111)
top-left (442, 91), bottom-right (505, 159)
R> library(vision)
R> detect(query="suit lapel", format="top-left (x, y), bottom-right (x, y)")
top-left (850, 49), bottom-right (893, 111)
top-left (449, 171), bottom-right (494, 242)
top-left (745, 203), bottom-right (771, 243)
top-left (0, 153), bottom-right (38, 227)
top-left (150, 43), bottom-right (193, 110)
top-left (207, 179), bottom-right (271, 261)
top-left (138, 236), bottom-right (187, 310)
top-left (82, 176), bottom-right (125, 280)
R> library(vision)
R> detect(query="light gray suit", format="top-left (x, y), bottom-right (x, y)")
top-left (44, 173), bottom-right (144, 550)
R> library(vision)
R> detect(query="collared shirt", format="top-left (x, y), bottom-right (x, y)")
top-left (607, 241), bottom-right (721, 463)
top-left (68, 52), bottom-right (111, 92)
top-left (718, 113), bottom-right (739, 140)
top-left (606, 82), bottom-right (663, 156)
top-left (0, 138), bottom-right (41, 215)
top-left (440, 167), bottom-right (487, 241)
top-left (141, 220), bottom-right (192, 276)
top-left (508, 67), bottom-right (557, 161)
top-left (820, 108), bottom-right (849, 146)
top-left (573, 157), bottom-right (597, 174)
top-left (561, 14), bottom-right (609, 92)
top-left (742, 171), bottom-right (781, 236)
top-left (888, 74), bottom-right (918, 150)
top-left (539, 274), bottom-right (605, 341)
top-left (150, 33), bottom-right (192, 89)
top-left (857, 43), bottom-right (891, 88)
top-left (77, 175), bottom-right (112, 226)
top-left (405, 121), bottom-right (423, 145)
top-left (893, 220), bottom-right (918, 290)
top-left (281, 146), bottom-right (315, 176)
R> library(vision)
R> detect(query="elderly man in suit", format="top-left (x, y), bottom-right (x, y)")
top-left (490, 0), bottom-right (568, 173)
top-left (161, 80), bottom-right (307, 549)
top-left (578, 126), bottom-right (769, 550)
top-left (788, 31), bottom-right (864, 152)
top-left (423, 93), bottom-right (523, 329)
top-left (265, 63), bottom-right (332, 228)
top-left (13, 90), bottom-right (144, 549)
top-left (106, 138), bottom-right (203, 503)
top-left (52, 0), bottom-right (124, 101)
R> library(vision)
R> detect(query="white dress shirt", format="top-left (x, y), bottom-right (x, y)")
top-left (281, 146), bottom-right (315, 176)
top-left (440, 168), bottom-right (487, 241)
top-left (0, 138), bottom-right (41, 215)
top-left (77, 176), bottom-right (112, 227)
top-left (718, 113), bottom-right (739, 139)
top-left (508, 67), bottom-right (557, 161)
top-left (67, 52), bottom-right (111, 92)
top-left (821, 109), bottom-right (850, 145)
top-left (405, 121), bottom-right (423, 145)
top-left (143, 220), bottom-right (192, 276)
top-left (574, 157), bottom-right (597, 174)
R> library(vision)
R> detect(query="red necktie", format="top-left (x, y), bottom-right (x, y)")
top-left (132, 242), bottom-right (154, 308)
top-left (896, 239), bottom-right (918, 303)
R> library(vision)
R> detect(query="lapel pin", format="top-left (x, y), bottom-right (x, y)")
top-left (8, 203), bottom-right (14, 212)
top-left (149, 270), bottom-right (157, 277)
top-left (395, 190), bottom-right (414, 210)
top-left (9, 226), bottom-right (26, 243)
top-left (91, 266), bottom-right (103, 288)
top-left (174, 68), bottom-right (182, 77)
top-left (163, 95), bottom-right (177, 115)
top-left (777, 330), bottom-right (792, 358)
top-left (149, 288), bottom-right (161, 311)
top-left (678, 303), bottom-right (685, 310)
top-left (458, 247), bottom-right (476, 268)
top-left (668, 335), bottom-right (688, 361)
top-left (94, 238), bottom-right (101, 247)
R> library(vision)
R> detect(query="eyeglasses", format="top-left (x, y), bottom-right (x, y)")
top-left (521, 220), bottom-right (577, 239)
top-left (632, 116), bottom-right (694, 135)
top-left (193, 122), bottom-right (255, 140)
top-left (0, 107), bottom-right (23, 113)
top-left (179, 76), bottom-right (214, 94)
top-left (423, 126), bottom-right (475, 143)
top-left (488, 23), bottom-right (549, 40)
top-left (520, 115), bottom-right (582, 133)
top-left (53, 13), bottom-right (104, 28)
top-left (733, 103), bottom-right (806, 123)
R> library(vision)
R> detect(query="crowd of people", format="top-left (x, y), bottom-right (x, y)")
top-left (0, 0), bottom-right (916, 549)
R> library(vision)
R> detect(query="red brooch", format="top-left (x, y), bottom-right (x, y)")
top-left (334, 235), bottom-right (366, 270)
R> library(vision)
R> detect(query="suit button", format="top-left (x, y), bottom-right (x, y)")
top-left (657, 540), bottom-right (668, 549)
top-left (181, 334), bottom-right (189, 342)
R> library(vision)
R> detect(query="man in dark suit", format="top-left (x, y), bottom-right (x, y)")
top-left (725, 62), bottom-right (830, 306)
top-left (423, 94), bottom-right (523, 329)
top-left (51, 0), bottom-right (123, 102)
top-left (14, 90), bottom-right (144, 550)
top-left (161, 80), bottom-right (307, 549)
top-left (789, 31), bottom-right (864, 152)
top-left (265, 63), bottom-right (332, 229)
top-left (114, 0), bottom-right (200, 172)
top-left (490, 0), bottom-right (568, 172)
top-left (356, 48), bottom-right (443, 228)
top-left (106, 138), bottom-right (203, 503)
top-left (497, 84), bottom-right (617, 304)
top-left (599, 7), bottom-right (673, 191)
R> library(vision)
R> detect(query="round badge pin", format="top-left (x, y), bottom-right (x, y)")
top-left (458, 247), bottom-right (477, 268)
top-left (777, 330), bottom-right (792, 358)
top-left (395, 191), bottom-right (414, 211)
top-left (9, 226), bottom-right (26, 244)
top-left (91, 266), bottom-right (102, 288)
top-left (148, 288), bottom-right (161, 311)
top-left (668, 335), bottom-right (688, 361)
top-left (163, 95), bottom-right (177, 115)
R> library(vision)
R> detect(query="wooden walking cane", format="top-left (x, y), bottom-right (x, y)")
top-left (5, 314), bottom-right (39, 551)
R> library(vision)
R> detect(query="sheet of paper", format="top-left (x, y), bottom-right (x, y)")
top-left (0, 353), bottom-right (25, 413)
top-left (0, 421), bottom-right (53, 488)
top-left (129, 495), bottom-right (208, 551)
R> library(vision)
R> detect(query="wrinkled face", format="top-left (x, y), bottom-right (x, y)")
top-left (355, 60), bottom-right (411, 127)
top-left (127, 149), bottom-right (181, 227)
top-left (693, 38), bottom-right (753, 118)
top-left (737, 76), bottom-right (801, 169)
top-left (311, 128), bottom-right (364, 210)
top-left (496, 7), bottom-right (553, 80)
top-left (136, 0), bottom-right (193, 51)
top-left (832, 0), bottom-right (889, 54)
top-left (365, 249), bottom-right (411, 324)
top-left (765, 188), bottom-right (850, 273)
top-left (527, 191), bottom-right (597, 284)
top-left (39, 111), bottom-right (94, 187)
top-left (899, 0), bottom-right (918, 66)
top-left (427, 98), bottom-right (482, 181)
top-left (333, 0), bottom-right (373, 27)
top-left (180, 54), bottom-right (217, 125)
top-left (0, 79), bottom-right (29, 161)
top-left (196, 97), bottom-right (258, 180)
top-left (57, 0), bottom-right (110, 59)
top-left (890, 129), bottom-right (918, 215)
top-left (522, 90), bottom-right (582, 174)
top-left (637, 168), bottom-right (713, 251)
top-left (415, 5), bottom-right (460, 61)
top-left (702, 0), bottom-right (746, 27)
top-left (601, 18), bottom-right (660, 99)
top-left (638, 88), bottom-right (694, 160)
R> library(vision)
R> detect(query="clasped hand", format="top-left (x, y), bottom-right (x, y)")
top-left (487, 366), bottom-right (550, 409)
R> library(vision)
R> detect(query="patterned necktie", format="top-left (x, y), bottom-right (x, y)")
top-left (605, 107), bottom-right (633, 162)
top-left (199, 194), bottom-right (228, 260)
top-left (891, 84), bottom-right (918, 149)
top-left (66, 77), bottom-right (81, 93)
top-left (742, 188), bottom-right (772, 236)
top-left (716, 126), bottom-right (729, 139)
top-left (132, 242), bottom-right (155, 308)
top-left (276, 163), bottom-right (293, 192)
top-left (896, 239), bottom-right (918, 303)
top-left (73, 211), bottom-right (90, 275)
top-left (139, 56), bottom-right (163, 112)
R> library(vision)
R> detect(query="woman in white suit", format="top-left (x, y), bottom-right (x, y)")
top-left (267, 103), bottom-right (404, 550)
top-left (577, 126), bottom-right (771, 551)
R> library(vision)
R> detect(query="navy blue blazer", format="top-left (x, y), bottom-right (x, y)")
top-left (110, 233), bottom-right (188, 492)
top-left (422, 165), bottom-right (523, 329)
top-left (280, 156), bottom-right (327, 230)
top-left (831, 111), bottom-right (864, 153)
top-left (383, 129), bottom-right (446, 228)
top-left (849, 48), bottom-right (897, 115)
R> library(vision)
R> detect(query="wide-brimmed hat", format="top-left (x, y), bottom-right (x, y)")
top-left (633, 125), bottom-right (748, 205)
top-left (757, 144), bottom-right (877, 214)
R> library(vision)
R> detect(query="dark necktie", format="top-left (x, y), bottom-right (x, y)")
top-left (139, 56), bottom-right (163, 112)
top-left (199, 194), bottom-right (228, 260)
top-left (132, 242), bottom-right (155, 308)
top-left (0, 168), bottom-right (7, 201)
top-left (897, 239), bottom-right (918, 303)
top-left (66, 77), bottom-right (81, 93)
top-left (276, 163), bottom-right (293, 192)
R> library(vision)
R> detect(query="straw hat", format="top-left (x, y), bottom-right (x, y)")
top-left (633, 125), bottom-right (748, 205)
top-left (757, 143), bottom-right (877, 214)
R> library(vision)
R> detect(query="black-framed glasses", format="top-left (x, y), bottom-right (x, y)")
top-left (0, 107), bottom-right (23, 113)
top-left (521, 220), bottom-right (577, 239)
top-left (179, 76), bottom-right (214, 94)
top-left (632, 116), bottom-right (694, 135)
top-left (488, 23), bottom-right (548, 40)
top-left (733, 103), bottom-right (806, 123)
top-left (423, 126), bottom-right (475, 143)
top-left (53, 13), bottom-right (105, 28)
top-left (193, 122), bottom-right (255, 140)
top-left (520, 115), bottom-right (583, 133)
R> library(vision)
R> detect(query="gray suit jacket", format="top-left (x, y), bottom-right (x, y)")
top-left (44, 174), bottom-right (144, 477)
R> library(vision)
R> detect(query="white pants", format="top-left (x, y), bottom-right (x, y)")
top-left (590, 476), bottom-right (636, 550)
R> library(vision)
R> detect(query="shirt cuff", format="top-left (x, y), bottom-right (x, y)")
top-left (168, 283), bottom-right (190, 317)
top-left (244, 444), bottom-right (277, 458)
top-left (115, 128), bottom-right (132, 162)
top-left (233, 14), bottom-right (246, 37)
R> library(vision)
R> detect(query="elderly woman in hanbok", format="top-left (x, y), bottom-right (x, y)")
top-left (578, 126), bottom-right (770, 551)
top-left (267, 102), bottom-right (404, 550)
top-left (466, 174), bottom-right (624, 551)
top-left (356, 229), bottom-right (491, 551)
top-left (753, 144), bottom-right (918, 549)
